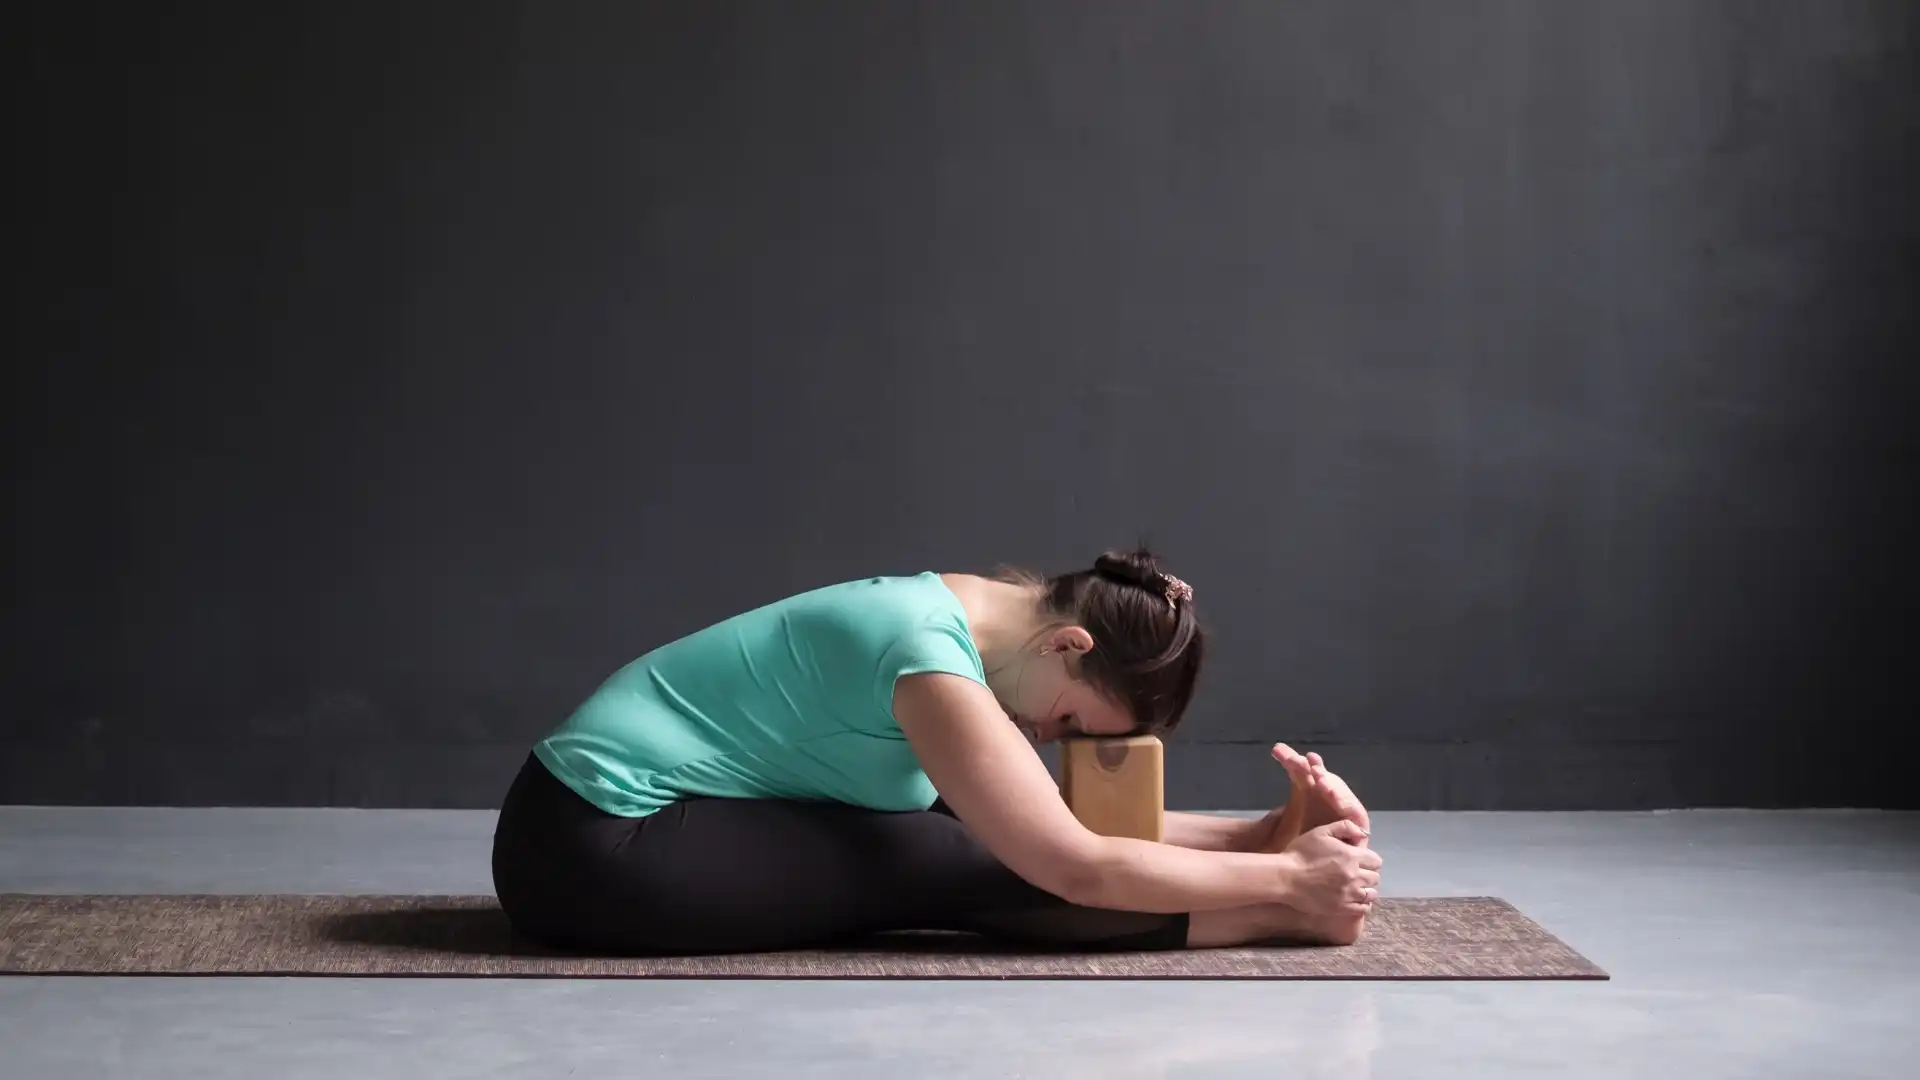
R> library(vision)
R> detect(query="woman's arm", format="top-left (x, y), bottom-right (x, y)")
top-left (1162, 812), bottom-right (1260, 852)
top-left (891, 672), bottom-right (1293, 914)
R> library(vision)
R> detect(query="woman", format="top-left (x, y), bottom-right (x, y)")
top-left (491, 548), bottom-right (1383, 955)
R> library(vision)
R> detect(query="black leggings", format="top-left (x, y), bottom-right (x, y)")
top-left (490, 753), bottom-right (1189, 955)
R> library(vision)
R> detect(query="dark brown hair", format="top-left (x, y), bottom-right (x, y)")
top-left (1001, 547), bottom-right (1206, 736)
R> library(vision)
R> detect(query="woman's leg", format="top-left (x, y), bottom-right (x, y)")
top-left (922, 798), bottom-right (1365, 948)
top-left (491, 754), bottom-right (1189, 955)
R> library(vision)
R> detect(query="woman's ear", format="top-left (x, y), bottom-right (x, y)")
top-left (1046, 626), bottom-right (1095, 656)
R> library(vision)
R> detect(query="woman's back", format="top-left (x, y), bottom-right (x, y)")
top-left (533, 572), bottom-right (987, 817)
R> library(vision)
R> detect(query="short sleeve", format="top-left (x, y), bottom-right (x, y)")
top-left (870, 614), bottom-right (988, 727)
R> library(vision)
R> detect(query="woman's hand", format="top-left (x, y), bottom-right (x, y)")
top-left (892, 672), bottom-right (1310, 913)
top-left (1279, 820), bottom-right (1381, 917)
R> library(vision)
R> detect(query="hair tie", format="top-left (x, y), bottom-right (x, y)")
top-left (1160, 573), bottom-right (1192, 610)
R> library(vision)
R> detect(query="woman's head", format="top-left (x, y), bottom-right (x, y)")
top-left (990, 547), bottom-right (1206, 743)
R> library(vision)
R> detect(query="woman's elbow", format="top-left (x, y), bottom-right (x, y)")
top-left (1034, 839), bottom-right (1118, 909)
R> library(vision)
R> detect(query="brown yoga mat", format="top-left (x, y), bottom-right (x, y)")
top-left (0, 894), bottom-right (1606, 980)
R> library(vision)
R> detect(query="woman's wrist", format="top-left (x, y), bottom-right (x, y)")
top-left (1265, 848), bottom-right (1303, 907)
top-left (1230, 848), bottom-right (1304, 908)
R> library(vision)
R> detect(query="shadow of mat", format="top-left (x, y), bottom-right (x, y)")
top-left (314, 905), bottom-right (1050, 958)
top-left (314, 905), bottom-right (556, 958)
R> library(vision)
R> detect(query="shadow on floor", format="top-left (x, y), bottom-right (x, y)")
top-left (311, 904), bottom-right (1010, 960)
top-left (314, 906), bottom-right (561, 958)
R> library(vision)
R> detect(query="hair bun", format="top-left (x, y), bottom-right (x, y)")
top-left (1093, 547), bottom-right (1163, 590)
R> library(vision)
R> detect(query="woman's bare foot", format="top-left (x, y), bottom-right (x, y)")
top-left (1250, 744), bottom-right (1366, 853)
top-left (1259, 784), bottom-right (1312, 852)
top-left (1271, 744), bottom-right (1370, 840)
top-left (1186, 901), bottom-right (1369, 949)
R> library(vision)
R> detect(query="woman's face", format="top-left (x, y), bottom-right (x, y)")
top-left (995, 626), bottom-right (1138, 744)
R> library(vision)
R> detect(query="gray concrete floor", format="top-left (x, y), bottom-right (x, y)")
top-left (2, 807), bottom-right (1916, 1079)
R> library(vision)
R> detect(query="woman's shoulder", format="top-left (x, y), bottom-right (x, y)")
top-left (789, 571), bottom-right (969, 641)
top-left (836, 573), bottom-right (984, 688)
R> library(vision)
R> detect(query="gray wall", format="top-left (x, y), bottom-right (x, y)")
top-left (7, 1), bottom-right (1916, 810)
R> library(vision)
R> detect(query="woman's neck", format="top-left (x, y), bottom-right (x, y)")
top-left (940, 573), bottom-right (1048, 676)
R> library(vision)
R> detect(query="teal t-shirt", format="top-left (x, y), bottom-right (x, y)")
top-left (533, 572), bottom-right (986, 817)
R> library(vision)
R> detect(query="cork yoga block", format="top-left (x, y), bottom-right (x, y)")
top-left (1059, 734), bottom-right (1165, 842)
